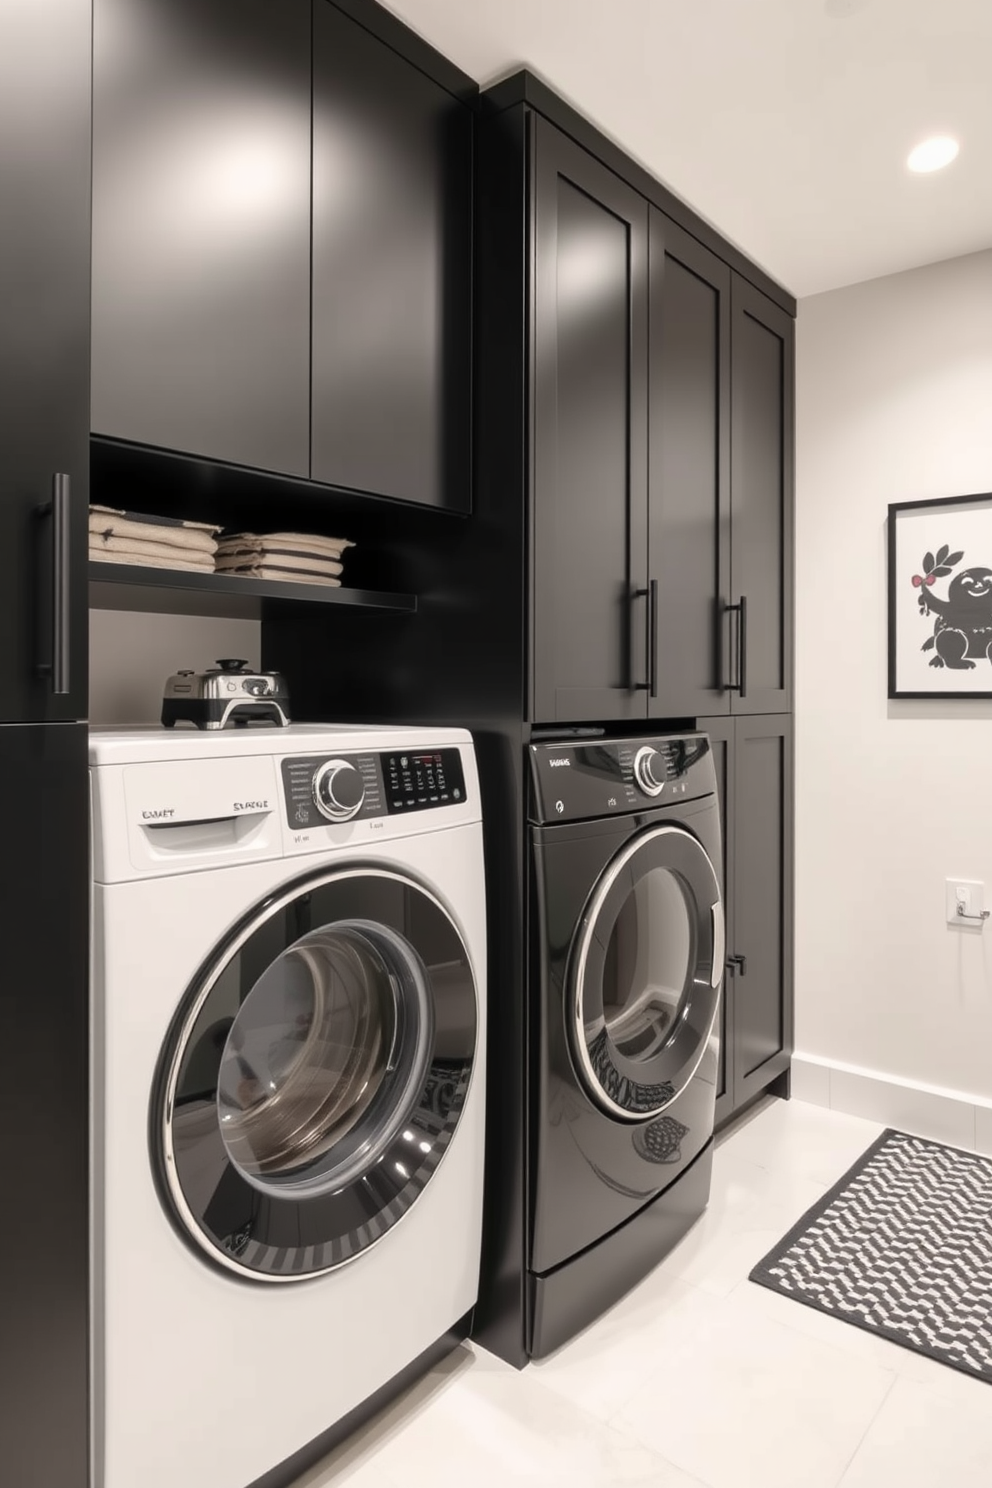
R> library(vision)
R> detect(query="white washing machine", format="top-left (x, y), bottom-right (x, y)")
top-left (89, 725), bottom-right (486, 1488)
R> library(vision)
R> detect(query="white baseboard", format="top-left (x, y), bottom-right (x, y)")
top-left (791, 1054), bottom-right (992, 1155)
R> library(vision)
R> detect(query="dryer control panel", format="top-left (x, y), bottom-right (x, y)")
top-left (281, 748), bottom-right (467, 831)
top-left (529, 733), bottom-right (715, 825)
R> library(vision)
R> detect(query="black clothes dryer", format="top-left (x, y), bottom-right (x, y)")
top-left (527, 732), bottom-right (724, 1357)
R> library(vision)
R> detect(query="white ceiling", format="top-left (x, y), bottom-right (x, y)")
top-left (384, 0), bottom-right (992, 298)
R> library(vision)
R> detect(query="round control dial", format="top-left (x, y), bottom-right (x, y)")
top-left (633, 746), bottom-right (666, 797)
top-left (312, 759), bottom-right (365, 822)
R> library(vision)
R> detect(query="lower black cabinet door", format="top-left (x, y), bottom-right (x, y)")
top-left (0, 724), bottom-right (89, 1487)
top-left (700, 713), bottom-right (792, 1125)
top-left (701, 717), bottom-right (735, 1127)
top-left (731, 715), bottom-right (793, 1107)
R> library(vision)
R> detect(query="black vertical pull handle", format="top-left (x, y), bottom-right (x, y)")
top-left (37, 473), bottom-right (72, 696)
top-left (632, 584), bottom-right (653, 691)
top-left (648, 577), bottom-right (658, 697)
top-left (726, 595), bottom-right (748, 699)
top-left (738, 593), bottom-right (748, 700)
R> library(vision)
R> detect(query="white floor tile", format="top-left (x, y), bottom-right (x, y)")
top-left (660, 1148), bottom-right (829, 1297)
top-left (281, 1098), bottom-right (992, 1488)
top-left (613, 1286), bottom-right (897, 1488)
top-left (736, 1273), bottom-right (921, 1377)
top-left (298, 1344), bottom-right (707, 1487)
top-left (717, 1096), bottom-right (883, 1188)
top-left (531, 1271), bottom-right (724, 1422)
top-left (839, 1375), bottom-right (992, 1488)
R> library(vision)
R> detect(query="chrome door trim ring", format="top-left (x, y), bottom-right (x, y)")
top-left (569, 824), bottom-right (722, 1124)
top-left (159, 865), bottom-right (477, 1283)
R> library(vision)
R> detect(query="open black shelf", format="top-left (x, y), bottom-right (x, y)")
top-left (89, 561), bottom-right (417, 621)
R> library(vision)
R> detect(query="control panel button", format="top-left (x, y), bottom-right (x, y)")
top-left (633, 746), bottom-right (666, 797)
top-left (312, 759), bottom-right (366, 823)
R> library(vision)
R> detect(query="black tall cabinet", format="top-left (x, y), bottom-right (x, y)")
top-left (0, 2), bottom-right (91, 1484)
top-left (530, 120), bottom-right (649, 721)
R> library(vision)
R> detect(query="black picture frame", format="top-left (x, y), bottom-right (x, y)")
top-left (888, 491), bottom-right (992, 699)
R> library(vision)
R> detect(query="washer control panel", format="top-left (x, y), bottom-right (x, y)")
top-left (529, 733), bottom-right (714, 825)
top-left (281, 748), bottom-right (467, 830)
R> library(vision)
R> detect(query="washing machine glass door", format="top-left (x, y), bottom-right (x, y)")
top-left (569, 824), bottom-right (723, 1121)
top-left (154, 867), bottom-right (477, 1281)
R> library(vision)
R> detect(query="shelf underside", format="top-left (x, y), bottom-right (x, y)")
top-left (89, 561), bottom-right (417, 620)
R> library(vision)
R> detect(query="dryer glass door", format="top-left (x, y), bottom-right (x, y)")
top-left (154, 867), bottom-right (477, 1281)
top-left (569, 824), bottom-right (723, 1121)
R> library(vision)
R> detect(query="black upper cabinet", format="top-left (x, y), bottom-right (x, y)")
top-left (729, 277), bottom-right (795, 714)
top-left (311, 2), bottom-right (473, 510)
top-left (527, 121), bottom-right (793, 726)
top-left (91, 0), bottom-right (312, 477)
top-left (531, 118), bottom-right (649, 723)
top-left (648, 212), bottom-right (731, 720)
top-left (0, 0), bottom-right (89, 724)
top-left (91, 0), bottom-right (473, 509)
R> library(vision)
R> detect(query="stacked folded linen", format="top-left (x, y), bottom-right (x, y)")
top-left (214, 531), bottom-right (355, 587)
top-left (89, 505), bottom-right (220, 573)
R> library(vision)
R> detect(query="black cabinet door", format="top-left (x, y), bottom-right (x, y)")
top-left (91, 0), bottom-right (311, 477)
top-left (648, 212), bottom-right (731, 720)
top-left (731, 714), bottom-right (793, 1107)
top-left (311, 1), bottom-right (472, 510)
top-left (0, 0), bottom-right (89, 724)
top-left (729, 277), bottom-right (795, 714)
top-left (700, 717), bottom-right (735, 1127)
top-left (531, 118), bottom-right (649, 723)
top-left (0, 724), bottom-right (89, 1487)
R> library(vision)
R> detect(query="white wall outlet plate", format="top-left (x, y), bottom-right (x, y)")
top-left (946, 878), bottom-right (986, 928)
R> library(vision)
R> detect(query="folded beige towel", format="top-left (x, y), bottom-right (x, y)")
top-left (90, 534), bottom-right (215, 568)
top-left (216, 531), bottom-right (354, 559)
top-left (90, 504), bottom-right (220, 555)
top-left (215, 551), bottom-right (343, 578)
top-left (89, 549), bottom-right (215, 575)
top-left (218, 561), bottom-right (342, 587)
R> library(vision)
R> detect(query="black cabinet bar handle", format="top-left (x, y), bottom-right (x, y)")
top-left (37, 473), bottom-right (71, 695)
top-left (738, 592), bottom-right (748, 700)
top-left (726, 594), bottom-right (748, 699)
top-left (648, 577), bottom-right (658, 697)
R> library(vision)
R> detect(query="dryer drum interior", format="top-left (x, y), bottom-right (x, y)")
top-left (152, 867), bottom-right (478, 1282)
top-left (568, 824), bottom-right (723, 1122)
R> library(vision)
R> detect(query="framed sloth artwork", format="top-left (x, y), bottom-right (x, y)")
top-left (888, 492), bottom-right (992, 698)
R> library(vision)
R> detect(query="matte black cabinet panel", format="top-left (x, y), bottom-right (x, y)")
top-left (0, 1), bottom-right (89, 724)
top-left (531, 118), bottom-right (649, 723)
top-left (311, 1), bottom-right (473, 509)
top-left (0, 725), bottom-right (89, 1486)
top-left (701, 713), bottom-right (793, 1123)
top-left (91, 0), bottom-right (311, 476)
top-left (733, 715), bottom-right (793, 1101)
top-left (703, 716), bottom-right (734, 1127)
top-left (648, 212), bottom-right (731, 719)
top-left (729, 277), bottom-right (795, 714)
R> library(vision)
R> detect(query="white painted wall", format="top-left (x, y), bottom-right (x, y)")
top-left (90, 609), bottom-right (261, 724)
top-left (795, 249), bottom-right (992, 1118)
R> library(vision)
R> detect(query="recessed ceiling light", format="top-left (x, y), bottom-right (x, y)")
top-left (907, 137), bottom-right (960, 173)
